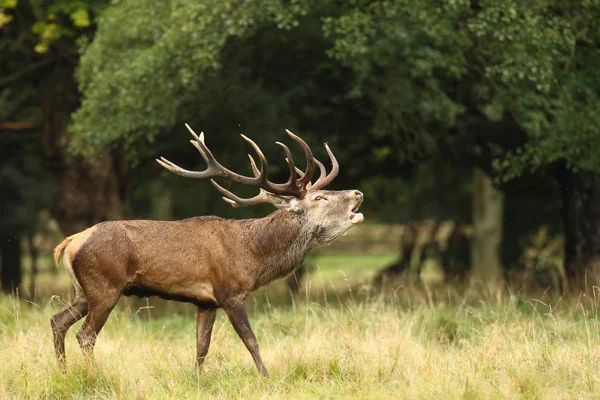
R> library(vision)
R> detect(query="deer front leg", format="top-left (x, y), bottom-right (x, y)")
top-left (196, 307), bottom-right (217, 369)
top-left (223, 299), bottom-right (269, 377)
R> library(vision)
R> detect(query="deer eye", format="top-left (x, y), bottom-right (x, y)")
top-left (314, 196), bottom-right (327, 201)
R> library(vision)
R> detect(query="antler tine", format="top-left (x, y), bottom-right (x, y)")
top-left (229, 133), bottom-right (314, 198)
top-left (156, 157), bottom-right (207, 179)
top-left (240, 134), bottom-right (268, 181)
top-left (211, 179), bottom-right (272, 208)
top-left (310, 144), bottom-right (339, 190)
top-left (311, 157), bottom-right (327, 186)
top-left (276, 142), bottom-right (298, 189)
top-left (242, 134), bottom-right (307, 197)
top-left (185, 123), bottom-right (205, 144)
top-left (185, 124), bottom-right (210, 162)
top-left (285, 129), bottom-right (315, 186)
top-left (158, 124), bottom-right (277, 189)
top-left (294, 157), bottom-right (325, 189)
top-left (187, 124), bottom-right (268, 184)
top-left (156, 124), bottom-right (243, 182)
top-left (247, 154), bottom-right (261, 176)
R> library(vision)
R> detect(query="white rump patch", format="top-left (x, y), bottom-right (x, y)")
top-left (62, 226), bottom-right (97, 298)
top-left (63, 253), bottom-right (84, 298)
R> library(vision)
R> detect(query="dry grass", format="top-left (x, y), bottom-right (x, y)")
top-left (2, 256), bottom-right (600, 399)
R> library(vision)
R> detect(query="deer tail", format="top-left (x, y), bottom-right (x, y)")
top-left (53, 238), bottom-right (71, 268)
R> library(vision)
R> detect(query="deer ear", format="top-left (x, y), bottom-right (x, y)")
top-left (265, 193), bottom-right (304, 214)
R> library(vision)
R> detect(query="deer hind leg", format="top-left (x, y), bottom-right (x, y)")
top-left (51, 296), bottom-right (89, 362)
top-left (196, 308), bottom-right (217, 369)
top-left (223, 300), bottom-right (269, 377)
top-left (76, 293), bottom-right (120, 358)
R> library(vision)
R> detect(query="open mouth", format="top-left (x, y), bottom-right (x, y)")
top-left (349, 198), bottom-right (364, 223)
top-left (351, 198), bottom-right (362, 214)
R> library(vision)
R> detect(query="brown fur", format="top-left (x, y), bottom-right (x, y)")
top-left (64, 212), bottom-right (310, 306)
top-left (51, 191), bottom-right (363, 376)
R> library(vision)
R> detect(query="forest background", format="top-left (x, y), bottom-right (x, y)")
top-left (1, 1), bottom-right (600, 397)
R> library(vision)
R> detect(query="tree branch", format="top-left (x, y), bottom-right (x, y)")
top-left (0, 122), bottom-right (41, 132)
top-left (0, 58), bottom-right (53, 88)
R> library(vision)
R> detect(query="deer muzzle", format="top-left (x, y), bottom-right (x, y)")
top-left (349, 191), bottom-right (364, 224)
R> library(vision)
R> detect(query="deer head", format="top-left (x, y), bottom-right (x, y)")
top-left (157, 124), bottom-right (364, 245)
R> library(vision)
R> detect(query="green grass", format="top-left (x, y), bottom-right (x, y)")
top-left (2, 253), bottom-right (600, 399)
top-left (308, 252), bottom-right (397, 282)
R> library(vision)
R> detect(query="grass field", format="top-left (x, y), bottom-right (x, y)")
top-left (2, 253), bottom-right (600, 399)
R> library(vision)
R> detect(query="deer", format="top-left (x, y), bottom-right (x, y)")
top-left (51, 124), bottom-right (364, 377)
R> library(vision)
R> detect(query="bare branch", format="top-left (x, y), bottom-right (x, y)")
top-left (0, 122), bottom-right (41, 132)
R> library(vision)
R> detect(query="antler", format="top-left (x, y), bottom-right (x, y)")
top-left (310, 143), bottom-right (339, 190)
top-left (293, 145), bottom-right (339, 191)
top-left (157, 124), bottom-right (322, 206)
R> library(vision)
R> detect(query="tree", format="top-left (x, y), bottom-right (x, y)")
top-left (324, 0), bottom-right (600, 290)
top-left (0, 130), bottom-right (55, 293)
top-left (67, 0), bottom-right (600, 290)
top-left (0, 0), bottom-right (133, 292)
top-left (471, 168), bottom-right (503, 288)
top-left (0, 0), bottom-right (128, 238)
top-left (69, 0), bottom-right (376, 221)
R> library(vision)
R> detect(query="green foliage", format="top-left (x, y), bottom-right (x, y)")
top-left (0, 0), bottom-right (95, 237)
top-left (0, 0), bottom-right (17, 29)
top-left (469, 0), bottom-right (600, 178)
top-left (70, 0), bottom-right (309, 158)
top-left (72, 0), bottom-right (600, 182)
top-left (324, 0), bottom-right (470, 143)
top-left (57, 0), bottom-right (599, 227)
top-left (324, 0), bottom-right (600, 177)
top-left (0, 0), bottom-right (107, 53)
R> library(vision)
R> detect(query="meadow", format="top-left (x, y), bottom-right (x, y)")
top-left (1, 250), bottom-right (600, 399)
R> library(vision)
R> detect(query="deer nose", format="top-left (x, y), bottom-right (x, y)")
top-left (354, 191), bottom-right (363, 201)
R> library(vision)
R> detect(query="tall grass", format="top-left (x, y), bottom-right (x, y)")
top-left (2, 260), bottom-right (600, 399)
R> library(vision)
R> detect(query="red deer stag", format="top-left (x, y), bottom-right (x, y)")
top-left (51, 124), bottom-right (364, 376)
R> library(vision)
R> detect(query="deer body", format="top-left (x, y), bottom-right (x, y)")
top-left (59, 211), bottom-right (319, 305)
top-left (51, 125), bottom-right (363, 376)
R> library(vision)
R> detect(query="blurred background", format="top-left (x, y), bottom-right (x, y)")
top-left (1, 0), bottom-right (599, 303)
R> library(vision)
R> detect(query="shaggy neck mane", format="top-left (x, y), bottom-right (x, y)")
top-left (244, 209), bottom-right (316, 288)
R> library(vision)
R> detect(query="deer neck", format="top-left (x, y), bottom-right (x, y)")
top-left (246, 210), bottom-right (317, 288)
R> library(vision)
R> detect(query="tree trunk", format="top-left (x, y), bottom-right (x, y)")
top-left (52, 155), bottom-right (126, 235)
top-left (471, 168), bottom-right (504, 290)
top-left (41, 58), bottom-right (127, 236)
top-left (559, 167), bottom-right (600, 293)
top-left (0, 235), bottom-right (22, 294)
